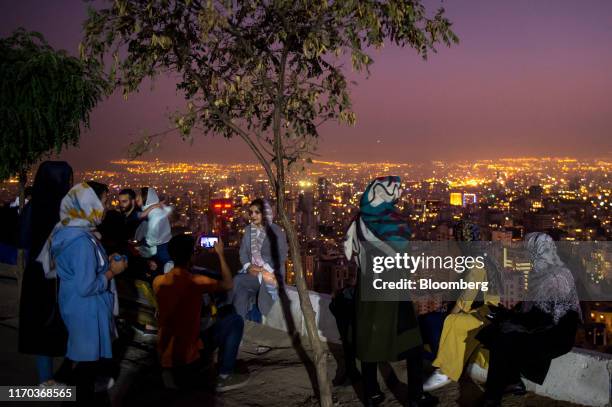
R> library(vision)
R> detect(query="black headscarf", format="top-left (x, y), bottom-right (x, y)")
top-left (28, 161), bottom-right (73, 261)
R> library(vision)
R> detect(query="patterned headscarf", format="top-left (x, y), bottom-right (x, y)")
top-left (37, 182), bottom-right (105, 277)
top-left (59, 182), bottom-right (105, 228)
top-left (358, 176), bottom-right (410, 242)
top-left (523, 232), bottom-right (581, 323)
top-left (345, 176), bottom-right (410, 261)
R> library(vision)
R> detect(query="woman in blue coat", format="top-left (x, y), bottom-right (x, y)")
top-left (42, 182), bottom-right (126, 399)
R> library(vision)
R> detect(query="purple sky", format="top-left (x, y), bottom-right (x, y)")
top-left (2, 0), bottom-right (611, 170)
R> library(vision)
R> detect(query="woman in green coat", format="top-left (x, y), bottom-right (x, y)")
top-left (344, 176), bottom-right (436, 407)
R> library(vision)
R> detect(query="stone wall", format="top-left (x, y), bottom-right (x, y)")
top-left (263, 286), bottom-right (612, 407)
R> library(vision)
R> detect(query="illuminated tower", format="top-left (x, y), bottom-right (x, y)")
top-left (450, 192), bottom-right (462, 206)
top-left (210, 198), bottom-right (234, 242)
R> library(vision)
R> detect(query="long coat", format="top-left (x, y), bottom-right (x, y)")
top-left (52, 227), bottom-right (115, 362)
top-left (348, 217), bottom-right (422, 362)
top-left (239, 223), bottom-right (288, 315)
top-left (19, 200), bottom-right (67, 356)
top-left (18, 161), bottom-right (73, 356)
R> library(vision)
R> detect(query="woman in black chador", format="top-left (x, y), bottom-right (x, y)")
top-left (18, 161), bottom-right (73, 385)
top-left (477, 232), bottom-right (581, 406)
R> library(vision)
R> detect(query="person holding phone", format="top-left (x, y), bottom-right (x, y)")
top-left (199, 236), bottom-right (219, 248)
top-left (153, 234), bottom-right (249, 391)
top-left (230, 198), bottom-right (288, 319)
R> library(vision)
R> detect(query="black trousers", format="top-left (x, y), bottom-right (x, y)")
top-left (71, 361), bottom-right (98, 404)
top-left (483, 333), bottom-right (522, 400)
top-left (69, 359), bottom-right (114, 405)
top-left (481, 310), bottom-right (579, 401)
top-left (361, 345), bottom-right (424, 401)
top-left (329, 288), bottom-right (358, 375)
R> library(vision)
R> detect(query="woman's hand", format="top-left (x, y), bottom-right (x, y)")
top-left (108, 254), bottom-right (127, 277)
top-left (213, 238), bottom-right (225, 257)
top-left (247, 264), bottom-right (263, 276)
top-left (261, 270), bottom-right (277, 286)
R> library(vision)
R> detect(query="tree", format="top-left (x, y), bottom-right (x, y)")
top-left (82, 2), bottom-right (457, 404)
top-left (0, 28), bottom-right (105, 299)
top-left (1, 29), bottom-right (106, 194)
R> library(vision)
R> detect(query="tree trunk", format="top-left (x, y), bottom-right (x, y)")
top-left (269, 46), bottom-right (332, 406)
top-left (15, 168), bottom-right (27, 307)
top-left (275, 186), bottom-right (333, 407)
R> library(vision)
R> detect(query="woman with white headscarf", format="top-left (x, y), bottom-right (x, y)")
top-left (231, 198), bottom-right (287, 319)
top-left (477, 232), bottom-right (580, 406)
top-left (44, 182), bottom-right (127, 400)
top-left (135, 186), bottom-right (173, 273)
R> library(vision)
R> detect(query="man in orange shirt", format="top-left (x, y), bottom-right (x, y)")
top-left (153, 234), bottom-right (248, 392)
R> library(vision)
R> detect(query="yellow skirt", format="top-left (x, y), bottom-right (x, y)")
top-left (432, 310), bottom-right (489, 381)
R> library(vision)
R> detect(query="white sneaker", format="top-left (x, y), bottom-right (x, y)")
top-left (466, 363), bottom-right (488, 383)
top-left (423, 369), bottom-right (451, 391)
top-left (94, 377), bottom-right (115, 393)
top-left (39, 380), bottom-right (66, 387)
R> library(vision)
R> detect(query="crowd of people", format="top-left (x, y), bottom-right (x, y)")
top-left (15, 161), bottom-right (288, 403)
top-left (11, 162), bottom-right (581, 407)
top-left (335, 176), bottom-right (580, 407)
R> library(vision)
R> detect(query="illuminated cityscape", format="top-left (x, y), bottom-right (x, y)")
top-left (2, 156), bottom-right (611, 350)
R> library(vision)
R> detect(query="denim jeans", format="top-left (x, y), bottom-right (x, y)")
top-left (35, 355), bottom-right (53, 383)
top-left (227, 273), bottom-right (261, 318)
top-left (201, 311), bottom-right (244, 375)
top-left (154, 242), bottom-right (171, 266)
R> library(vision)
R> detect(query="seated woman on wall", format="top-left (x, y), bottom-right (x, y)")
top-left (229, 198), bottom-right (287, 319)
top-left (423, 221), bottom-right (502, 392)
top-left (476, 232), bottom-right (580, 407)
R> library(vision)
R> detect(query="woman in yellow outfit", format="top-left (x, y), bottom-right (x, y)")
top-left (424, 222), bottom-right (502, 391)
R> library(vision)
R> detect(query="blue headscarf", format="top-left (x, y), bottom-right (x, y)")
top-left (358, 176), bottom-right (411, 243)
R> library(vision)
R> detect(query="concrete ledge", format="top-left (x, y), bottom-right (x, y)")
top-left (523, 348), bottom-right (612, 407)
top-left (263, 287), bottom-right (612, 407)
top-left (262, 286), bottom-right (340, 343)
top-left (0, 263), bottom-right (18, 280)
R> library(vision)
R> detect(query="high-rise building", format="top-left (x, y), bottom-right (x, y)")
top-left (502, 271), bottom-right (525, 308)
top-left (491, 229), bottom-right (513, 242)
top-left (524, 211), bottom-right (554, 231)
top-left (298, 191), bottom-right (317, 239)
top-left (528, 185), bottom-right (544, 201)
top-left (210, 198), bottom-right (234, 242)
top-left (462, 193), bottom-right (477, 207)
top-left (450, 192), bottom-right (462, 206)
top-left (317, 177), bottom-right (330, 201)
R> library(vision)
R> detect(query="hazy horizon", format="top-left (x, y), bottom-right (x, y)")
top-left (2, 0), bottom-right (611, 170)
